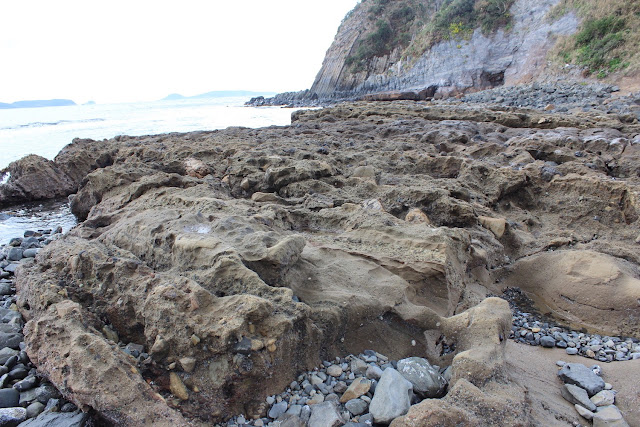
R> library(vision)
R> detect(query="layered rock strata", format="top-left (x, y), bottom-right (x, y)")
top-left (11, 101), bottom-right (640, 425)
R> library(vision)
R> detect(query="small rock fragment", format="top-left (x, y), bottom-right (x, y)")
top-left (169, 372), bottom-right (189, 400)
top-left (339, 377), bottom-right (371, 403)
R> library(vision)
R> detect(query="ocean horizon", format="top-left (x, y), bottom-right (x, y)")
top-left (0, 96), bottom-right (295, 170)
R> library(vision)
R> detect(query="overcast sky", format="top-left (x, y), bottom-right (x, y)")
top-left (0, 1), bottom-right (360, 104)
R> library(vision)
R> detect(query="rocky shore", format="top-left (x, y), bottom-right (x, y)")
top-left (0, 85), bottom-right (639, 426)
top-left (0, 228), bottom-right (91, 426)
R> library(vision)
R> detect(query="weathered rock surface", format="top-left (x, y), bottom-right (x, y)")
top-left (288, 0), bottom-right (580, 101)
top-left (10, 101), bottom-right (640, 425)
top-left (0, 155), bottom-right (76, 207)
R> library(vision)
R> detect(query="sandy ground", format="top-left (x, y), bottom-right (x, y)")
top-left (506, 341), bottom-right (640, 426)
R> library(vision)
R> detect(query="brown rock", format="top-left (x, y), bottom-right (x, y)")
top-left (0, 155), bottom-right (76, 207)
top-left (478, 216), bottom-right (507, 238)
top-left (339, 377), bottom-right (371, 403)
top-left (405, 208), bottom-right (431, 224)
top-left (251, 192), bottom-right (282, 203)
top-left (170, 372), bottom-right (189, 400)
top-left (184, 158), bottom-right (210, 178)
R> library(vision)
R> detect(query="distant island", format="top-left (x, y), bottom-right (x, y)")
top-left (161, 90), bottom-right (276, 101)
top-left (0, 99), bottom-right (76, 109)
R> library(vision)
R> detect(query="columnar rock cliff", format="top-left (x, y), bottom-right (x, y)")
top-left (310, 0), bottom-right (578, 99)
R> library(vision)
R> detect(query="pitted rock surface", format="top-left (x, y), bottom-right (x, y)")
top-left (9, 101), bottom-right (640, 425)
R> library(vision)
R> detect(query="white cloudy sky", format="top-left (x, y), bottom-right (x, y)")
top-left (0, 1), bottom-right (360, 104)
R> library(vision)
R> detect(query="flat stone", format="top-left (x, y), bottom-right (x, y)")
top-left (308, 401), bottom-right (344, 427)
top-left (0, 283), bottom-right (12, 296)
top-left (3, 264), bottom-right (18, 274)
top-left (566, 348), bottom-right (579, 355)
top-left (326, 365), bottom-right (343, 377)
top-left (0, 407), bottom-right (26, 426)
top-left (339, 377), bottom-right (371, 403)
top-left (25, 401), bottom-right (45, 418)
top-left (310, 374), bottom-right (323, 386)
top-left (7, 248), bottom-right (23, 262)
top-left (350, 358), bottom-right (368, 376)
top-left (365, 365), bottom-right (383, 380)
top-left (0, 347), bottom-right (19, 365)
top-left (22, 249), bottom-right (39, 258)
top-left (13, 375), bottom-right (37, 392)
top-left (575, 404), bottom-right (594, 420)
top-left (345, 398), bottom-right (368, 416)
top-left (269, 401), bottom-right (288, 419)
top-left (561, 384), bottom-right (596, 412)
top-left (558, 363), bottom-right (606, 396)
top-left (0, 332), bottom-right (23, 350)
top-left (286, 404), bottom-right (302, 417)
top-left (0, 388), bottom-right (19, 408)
top-left (369, 368), bottom-right (413, 424)
top-left (279, 414), bottom-right (305, 427)
top-left (592, 405), bottom-right (629, 427)
top-left (16, 410), bottom-right (89, 427)
top-left (591, 390), bottom-right (616, 407)
top-left (32, 384), bottom-right (61, 404)
top-left (396, 357), bottom-right (446, 398)
top-left (540, 336), bottom-right (556, 348)
top-left (307, 394), bottom-right (325, 405)
top-left (18, 388), bottom-right (38, 406)
top-left (20, 237), bottom-right (40, 249)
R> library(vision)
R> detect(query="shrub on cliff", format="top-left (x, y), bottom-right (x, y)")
top-left (551, 0), bottom-right (640, 78)
top-left (344, 0), bottom-right (516, 72)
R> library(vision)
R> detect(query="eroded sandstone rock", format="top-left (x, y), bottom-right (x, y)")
top-left (10, 101), bottom-right (640, 424)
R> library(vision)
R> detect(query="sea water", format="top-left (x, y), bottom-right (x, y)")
top-left (0, 96), bottom-right (296, 244)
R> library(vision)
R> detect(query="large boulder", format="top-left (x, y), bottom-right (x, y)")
top-left (0, 155), bottom-right (76, 207)
top-left (502, 250), bottom-right (640, 336)
top-left (369, 368), bottom-right (413, 424)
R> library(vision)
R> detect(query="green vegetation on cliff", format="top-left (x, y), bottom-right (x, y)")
top-left (552, 0), bottom-right (640, 78)
top-left (345, 0), bottom-right (516, 72)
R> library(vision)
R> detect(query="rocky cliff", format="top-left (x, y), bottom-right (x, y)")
top-left (312, 0), bottom-right (579, 99)
top-left (248, 0), bottom-right (639, 107)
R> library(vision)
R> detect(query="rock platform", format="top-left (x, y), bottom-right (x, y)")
top-left (0, 98), bottom-right (638, 425)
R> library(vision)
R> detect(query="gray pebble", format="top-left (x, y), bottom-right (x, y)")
top-left (25, 401), bottom-right (45, 418)
top-left (268, 401), bottom-right (287, 419)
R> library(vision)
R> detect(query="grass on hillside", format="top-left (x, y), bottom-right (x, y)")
top-left (550, 0), bottom-right (640, 78)
top-left (345, 0), bottom-right (516, 72)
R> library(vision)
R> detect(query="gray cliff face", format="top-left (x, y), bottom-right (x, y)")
top-left (310, 0), bottom-right (579, 99)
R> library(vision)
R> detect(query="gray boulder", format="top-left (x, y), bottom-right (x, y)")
top-left (268, 401), bottom-right (288, 419)
top-left (0, 407), bottom-right (27, 426)
top-left (345, 398), bottom-right (368, 416)
top-left (308, 401), bottom-right (344, 427)
top-left (369, 368), bottom-right (413, 424)
top-left (558, 363), bottom-right (605, 396)
top-left (279, 414), bottom-right (306, 427)
top-left (592, 405), bottom-right (629, 427)
top-left (396, 357), bottom-right (447, 398)
top-left (561, 384), bottom-right (596, 412)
